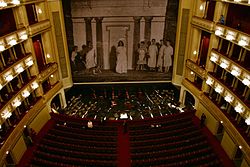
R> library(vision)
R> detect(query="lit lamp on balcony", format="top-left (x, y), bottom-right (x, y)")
top-left (1, 109), bottom-right (12, 119)
top-left (238, 38), bottom-right (248, 47)
top-left (12, 98), bottom-right (21, 108)
top-left (224, 93), bottom-right (234, 103)
top-left (11, 0), bottom-right (20, 5)
top-left (220, 61), bottom-right (229, 69)
top-left (5, 73), bottom-right (13, 82)
top-left (231, 67), bottom-right (241, 77)
top-left (19, 33), bottom-right (28, 40)
top-left (226, 31), bottom-right (236, 41)
top-left (31, 82), bottom-right (39, 90)
top-left (26, 59), bottom-right (33, 67)
top-left (15, 65), bottom-right (24, 74)
top-left (234, 0), bottom-right (241, 2)
top-left (8, 38), bottom-right (17, 46)
top-left (0, 43), bottom-right (5, 51)
top-left (215, 85), bottom-right (223, 94)
top-left (206, 77), bottom-right (214, 86)
top-left (0, 83), bottom-right (2, 90)
top-left (0, 1), bottom-right (7, 7)
top-left (242, 77), bottom-right (250, 87)
top-left (234, 103), bottom-right (245, 113)
top-left (22, 90), bottom-right (30, 98)
top-left (215, 29), bottom-right (224, 36)
top-left (210, 53), bottom-right (218, 63)
top-left (245, 116), bottom-right (250, 125)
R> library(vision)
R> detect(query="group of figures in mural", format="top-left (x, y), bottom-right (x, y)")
top-left (70, 39), bottom-right (173, 75)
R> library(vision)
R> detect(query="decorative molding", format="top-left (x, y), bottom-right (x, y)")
top-left (37, 63), bottom-right (58, 82)
top-left (27, 20), bottom-right (51, 36)
top-left (182, 79), bottom-right (203, 98)
top-left (186, 59), bottom-right (206, 79)
top-left (191, 16), bottom-right (215, 32)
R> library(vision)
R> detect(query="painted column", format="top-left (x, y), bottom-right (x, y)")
top-left (84, 17), bottom-right (93, 43)
top-left (133, 16), bottom-right (142, 69)
top-left (95, 17), bottom-right (104, 68)
top-left (144, 16), bottom-right (153, 43)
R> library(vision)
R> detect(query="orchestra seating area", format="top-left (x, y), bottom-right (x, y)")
top-left (20, 110), bottom-right (232, 167)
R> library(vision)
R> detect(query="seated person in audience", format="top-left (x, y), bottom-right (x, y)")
top-left (87, 120), bottom-right (93, 129)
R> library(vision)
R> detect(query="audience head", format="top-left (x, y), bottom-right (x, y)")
top-left (87, 41), bottom-right (93, 49)
top-left (73, 46), bottom-right (78, 51)
top-left (151, 39), bottom-right (156, 44)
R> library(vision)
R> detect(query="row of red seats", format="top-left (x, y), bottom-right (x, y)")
top-left (33, 150), bottom-right (117, 167)
top-left (40, 138), bottom-right (116, 153)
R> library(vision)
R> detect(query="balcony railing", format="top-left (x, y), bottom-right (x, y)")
top-left (27, 20), bottom-right (50, 36)
top-left (191, 16), bottom-right (215, 32)
top-left (186, 59), bottom-right (206, 80)
top-left (37, 63), bottom-right (58, 82)
top-left (182, 79), bottom-right (203, 98)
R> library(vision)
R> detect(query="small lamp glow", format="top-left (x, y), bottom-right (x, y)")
top-left (231, 69), bottom-right (240, 77)
top-left (12, 0), bottom-right (20, 5)
top-left (215, 85), bottom-right (223, 94)
top-left (215, 29), bottom-right (223, 36)
top-left (46, 54), bottom-right (51, 58)
top-left (26, 59), bottom-right (33, 67)
top-left (234, 103), bottom-right (244, 113)
top-left (245, 117), bottom-right (250, 125)
top-left (220, 62), bottom-right (228, 69)
top-left (37, 8), bottom-right (42, 14)
top-left (20, 33), bottom-right (28, 40)
top-left (31, 82), bottom-right (39, 89)
top-left (22, 90), bottom-right (30, 98)
top-left (224, 94), bottom-right (234, 103)
top-left (0, 43), bottom-right (5, 51)
top-left (5, 74), bottom-right (13, 82)
top-left (206, 78), bottom-right (214, 86)
top-left (226, 34), bottom-right (235, 41)
top-left (12, 99), bottom-right (21, 108)
top-left (0, 1), bottom-right (7, 7)
top-left (15, 65), bottom-right (24, 74)
top-left (242, 78), bottom-right (250, 86)
top-left (0, 84), bottom-right (2, 90)
top-left (8, 39), bottom-right (17, 46)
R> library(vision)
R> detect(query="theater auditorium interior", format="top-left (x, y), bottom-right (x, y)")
top-left (0, 0), bottom-right (250, 167)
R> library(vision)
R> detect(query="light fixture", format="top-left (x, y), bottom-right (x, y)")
top-left (242, 78), bottom-right (250, 86)
top-left (220, 61), bottom-right (228, 69)
top-left (190, 71), bottom-right (194, 75)
top-left (193, 51), bottom-right (197, 55)
top-left (245, 116), bottom-right (250, 125)
top-left (249, 0), bottom-right (250, 4)
top-left (26, 59), bottom-right (33, 67)
top-left (31, 82), bottom-right (39, 89)
top-left (234, 103), bottom-right (245, 113)
top-left (15, 65), bottom-right (24, 74)
top-left (37, 8), bottom-right (42, 14)
top-left (215, 29), bottom-right (223, 36)
top-left (239, 145), bottom-right (242, 149)
top-left (0, 43), bottom-right (5, 51)
top-left (210, 53), bottom-right (218, 63)
top-left (20, 33), bottom-right (28, 40)
top-left (226, 33), bottom-right (235, 41)
top-left (215, 85), bottom-right (223, 94)
top-left (5, 74), bottom-right (13, 82)
top-left (206, 77), bottom-right (214, 86)
top-left (220, 121), bottom-right (223, 124)
top-left (46, 54), bottom-right (51, 58)
top-left (234, 0), bottom-right (241, 2)
top-left (22, 90), bottom-right (30, 98)
top-left (12, 98), bottom-right (21, 108)
top-left (0, 1), bottom-right (7, 7)
top-left (1, 109), bottom-right (12, 119)
top-left (224, 94), bottom-right (234, 103)
top-left (199, 4), bottom-right (204, 11)
top-left (50, 74), bottom-right (54, 78)
top-left (231, 67), bottom-right (241, 77)
top-left (0, 83), bottom-right (2, 90)
top-left (8, 38), bottom-right (17, 46)
top-left (12, 0), bottom-right (20, 5)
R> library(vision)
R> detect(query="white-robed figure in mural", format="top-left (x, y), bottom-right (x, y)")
top-left (163, 40), bottom-right (173, 73)
top-left (148, 39), bottom-right (158, 71)
top-left (85, 41), bottom-right (98, 74)
top-left (157, 40), bottom-right (167, 72)
top-left (116, 40), bottom-right (127, 74)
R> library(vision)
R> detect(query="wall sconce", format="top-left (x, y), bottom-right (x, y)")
top-left (5, 73), bottom-right (13, 82)
top-left (12, 98), bottom-right (21, 108)
top-left (1, 108), bottom-right (12, 119)
top-left (234, 103), bottom-right (245, 113)
top-left (31, 82), bottom-right (39, 89)
top-left (215, 85), bottom-right (223, 94)
top-left (0, 83), bottom-right (2, 90)
top-left (0, 1), bottom-right (7, 7)
top-left (231, 67), bottom-right (241, 77)
top-left (234, 0), bottom-right (241, 2)
top-left (46, 54), bottom-right (51, 58)
top-left (190, 71), bottom-right (194, 75)
top-left (224, 93), bottom-right (234, 103)
top-left (8, 38), bottom-right (17, 46)
top-left (22, 90), bottom-right (30, 98)
top-left (193, 51), bottom-right (197, 55)
top-left (199, 4), bottom-right (204, 11)
top-left (15, 65), bottom-right (24, 74)
top-left (0, 43), bottom-right (5, 51)
top-left (37, 8), bottom-right (42, 14)
top-left (206, 77), bottom-right (214, 86)
top-left (220, 61), bottom-right (229, 69)
top-left (12, 0), bottom-right (20, 5)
